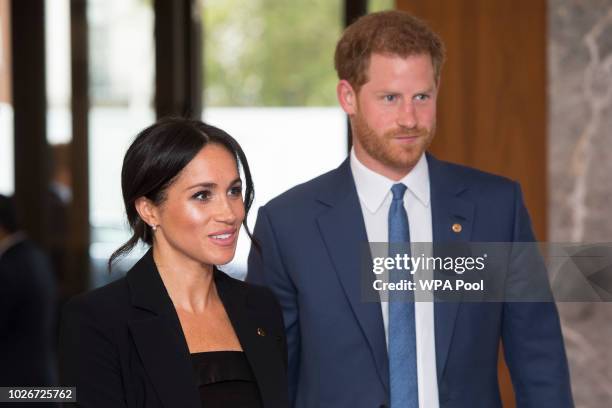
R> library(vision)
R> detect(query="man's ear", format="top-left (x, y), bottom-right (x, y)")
top-left (134, 197), bottom-right (159, 228)
top-left (337, 80), bottom-right (358, 115)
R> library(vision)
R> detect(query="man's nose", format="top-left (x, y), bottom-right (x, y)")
top-left (397, 101), bottom-right (417, 129)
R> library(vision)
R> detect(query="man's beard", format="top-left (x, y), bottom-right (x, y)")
top-left (352, 111), bottom-right (434, 173)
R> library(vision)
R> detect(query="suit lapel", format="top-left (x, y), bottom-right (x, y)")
top-left (428, 154), bottom-right (475, 380)
top-left (126, 251), bottom-right (201, 408)
top-left (128, 318), bottom-right (201, 408)
top-left (315, 159), bottom-right (390, 393)
top-left (215, 270), bottom-right (287, 408)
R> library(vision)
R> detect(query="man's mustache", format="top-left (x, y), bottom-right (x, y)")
top-left (384, 127), bottom-right (429, 138)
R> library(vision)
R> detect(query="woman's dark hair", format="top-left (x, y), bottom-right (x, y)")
top-left (108, 117), bottom-right (257, 270)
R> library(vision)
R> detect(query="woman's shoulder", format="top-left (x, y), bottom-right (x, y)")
top-left (62, 276), bottom-right (130, 327)
top-left (215, 269), bottom-right (280, 309)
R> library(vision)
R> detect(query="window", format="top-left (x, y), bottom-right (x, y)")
top-left (46, 0), bottom-right (72, 145)
top-left (0, 0), bottom-right (13, 195)
top-left (88, 0), bottom-right (155, 286)
top-left (369, 0), bottom-right (394, 12)
top-left (202, 0), bottom-right (348, 278)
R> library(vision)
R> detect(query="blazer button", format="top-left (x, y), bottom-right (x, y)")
top-left (257, 327), bottom-right (266, 337)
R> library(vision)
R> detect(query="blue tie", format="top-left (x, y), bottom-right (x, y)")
top-left (388, 183), bottom-right (418, 408)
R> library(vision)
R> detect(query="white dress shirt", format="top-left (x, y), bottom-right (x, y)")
top-left (350, 149), bottom-right (440, 408)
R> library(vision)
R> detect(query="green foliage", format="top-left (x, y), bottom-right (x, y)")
top-left (368, 0), bottom-right (394, 13)
top-left (203, 0), bottom-right (343, 107)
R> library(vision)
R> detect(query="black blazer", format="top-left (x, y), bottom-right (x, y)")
top-left (59, 250), bottom-right (289, 408)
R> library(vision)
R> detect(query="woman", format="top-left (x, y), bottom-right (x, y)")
top-left (60, 118), bottom-right (288, 408)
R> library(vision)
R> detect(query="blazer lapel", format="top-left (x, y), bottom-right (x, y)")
top-left (215, 270), bottom-right (288, 408)
top-left (126, 251), bottom-right (201, 408)
top-left (315, 159), bottom-right (390, 393)
top-left (428, 154), bottom-right (475, 380)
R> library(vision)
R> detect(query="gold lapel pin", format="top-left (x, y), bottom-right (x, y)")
top-left (452, 223), bottom-right (462, 233)
top-left (257, 327), bottom-right (266, 337)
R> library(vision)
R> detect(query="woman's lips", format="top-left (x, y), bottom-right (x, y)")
top-left (208, 229), bottom-right (238, 246)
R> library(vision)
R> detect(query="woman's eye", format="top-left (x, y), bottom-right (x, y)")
top-left (193, 190), bottom-right (211, 201)
top-left (229, 186), bottom-right (243, 197)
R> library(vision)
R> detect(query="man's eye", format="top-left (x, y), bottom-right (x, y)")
top-left (383, 94), bottom-right (398, 102)
top-left (193, 190), bottom-right (211, 201)
top-left (414, 94), bottom-right (429, 101)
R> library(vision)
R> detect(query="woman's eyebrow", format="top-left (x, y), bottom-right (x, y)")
top-left (184, 178), bottom-right (241, 191)
top-left (184, 182), bottom-right (216, 191)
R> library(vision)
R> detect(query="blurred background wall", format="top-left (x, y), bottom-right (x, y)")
top-left (549, 0), bottom-right (612, 406)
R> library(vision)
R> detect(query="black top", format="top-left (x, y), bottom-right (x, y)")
top-left (191, 351), bottom-right (263, 408)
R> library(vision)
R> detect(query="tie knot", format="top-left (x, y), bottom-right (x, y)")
top-left (391, 183), bottom-right (407, 201)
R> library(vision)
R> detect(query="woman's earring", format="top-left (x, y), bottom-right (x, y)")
top-left (151, 224), bottom-right (158, 232)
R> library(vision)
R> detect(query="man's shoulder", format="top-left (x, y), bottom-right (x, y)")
top-left (431, 156), bottom-right (518, 194)
top-left (434, 156), bottom-right (513, 183)
top-left (263, 162), bottom-right (348, 211)
top-left (1, 238), bottom-right (44, 263)
top-left (0, 238), bottom-right (55, 283)
top-left (62, 277), bottom-right (129, 327)
top-left (260, 155), bottom-right (521, 216)
top-left (216, 269), bottom-right (280, 312)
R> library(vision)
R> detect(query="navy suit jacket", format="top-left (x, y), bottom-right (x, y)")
top-left (246, 154), bottom-right (573, 408)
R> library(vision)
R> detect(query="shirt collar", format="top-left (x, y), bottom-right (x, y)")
top-left (350, 148), bottom-right (430, 213)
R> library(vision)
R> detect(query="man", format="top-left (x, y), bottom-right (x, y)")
top-left (0, 194), bottom-right (57, 398)
top-left (247, 11), bottom-right (573, 408)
